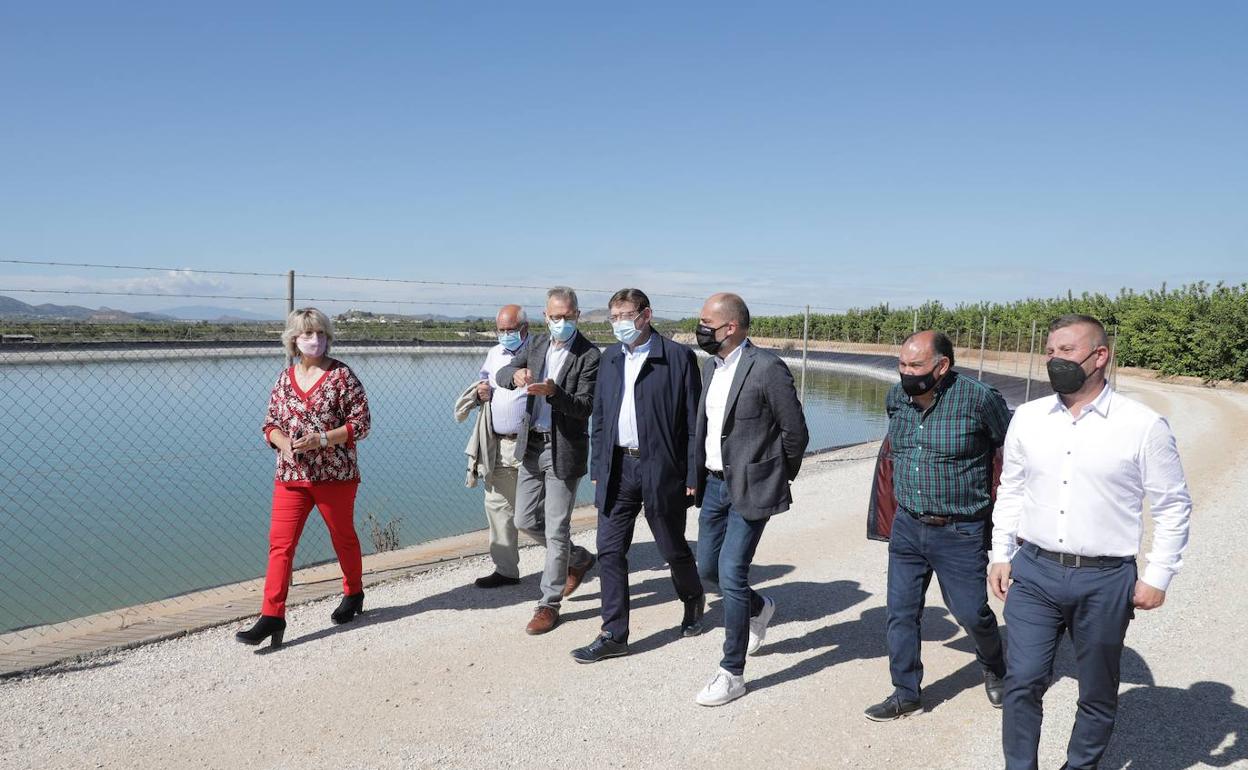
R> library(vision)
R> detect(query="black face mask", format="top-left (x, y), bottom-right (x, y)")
top-left (1046, 350), bottom-right (1098, 394)
top-left (900, 367), bottom-right (941, 397)
top-left (696, 323), bottom-right (728, 355)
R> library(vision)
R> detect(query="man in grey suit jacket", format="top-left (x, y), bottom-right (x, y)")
top-left (691, 292), bottom-right (809, 706)
top-left (497, 286), bottom-right (601, 635)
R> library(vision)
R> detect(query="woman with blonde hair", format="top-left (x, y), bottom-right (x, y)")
top-left (236, 307), bottom-right (372, 648)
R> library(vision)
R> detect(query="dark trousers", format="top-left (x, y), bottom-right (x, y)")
top-left (696, 474), bottom-right (768, 676)
top-left (596, 453), bottom-right (702, 641)
top-left (1003, 543), bottom-right (1136, 770)
top-left (886, 510), bottom-right (1006, 701)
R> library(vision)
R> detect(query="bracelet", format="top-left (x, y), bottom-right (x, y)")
top-left (319, 431), bottom-right (328, 448)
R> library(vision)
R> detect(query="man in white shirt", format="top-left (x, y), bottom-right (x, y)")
top-left (989, 314), bottom-right (1192, 770)
top-left (467, 304), bottom-right (531, 588)
top-left (496, 287), bottom-right (601, 635)
top-left (690, 293), bottom-right (809, 705)
top-left (571, 289), bottom-right (705, 663)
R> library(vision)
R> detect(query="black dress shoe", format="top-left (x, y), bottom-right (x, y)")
top-left (475, 572), bottom-right (522, 589)
top-left (984, 668), bottom-right (1005, 709)
top-left (570, 632), bottom-right (629, 664)
top-left (330, 591), bottom-right (365, 624)
top-left (681, 594), bottom-right (706, 637)
top-left (864, 694), bottom-right (924, 721)
top-left (235, 615), bottom-right (286, 648)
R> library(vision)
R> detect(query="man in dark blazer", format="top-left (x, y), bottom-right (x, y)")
top-left (496, 286), bottom-right (600, 635)
top-left (570, 288), bottom-right (706, 664)
top-left (691, 292), bottom-right (809, 706)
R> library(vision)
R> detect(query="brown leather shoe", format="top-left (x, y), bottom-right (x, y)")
top-left (563, 549), bottom-right (597, 597)
top-left (525, 606), bottom-right (560, 635)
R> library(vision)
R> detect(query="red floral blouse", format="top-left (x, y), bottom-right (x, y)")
top-left (262, 360), bottom-right (371, 485)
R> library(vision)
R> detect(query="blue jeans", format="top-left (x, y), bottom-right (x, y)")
top-left (697, 475), bottom-right (768, 676)
top-left (1002, 543), bottom-right (1136, 770)
top-left (886, 510), bottom-right (1006, 702)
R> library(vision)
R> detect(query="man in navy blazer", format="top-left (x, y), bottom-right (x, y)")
top-left (691, 292), bottom-right (809, 705)
top-left (570, 288), bottom-right (706, 663)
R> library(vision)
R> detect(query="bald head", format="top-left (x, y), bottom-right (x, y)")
top-left (899, 330), bottom-right (954, 375)
top-left (701, 292), bottom-right (751, 329)
top-left (496, 304), bottom-right (527, 333)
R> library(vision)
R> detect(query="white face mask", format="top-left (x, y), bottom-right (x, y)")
top-left (612, 318), bottom-right (643, 345)
top-left (547, 318), bottom-right (576, 342)
top-left (296, 332), bottom-right (326, 358)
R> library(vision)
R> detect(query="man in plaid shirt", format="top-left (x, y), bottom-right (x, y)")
top-left (865, 330), bottom-right (1012, 722)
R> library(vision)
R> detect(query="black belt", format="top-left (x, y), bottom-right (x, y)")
top-left (903, 506), bottom-right (987, 527)
top-left (1028, 543), bottom-right (1130, 568)
top-left (497, 433), bottom-right (518, 440)
top-left (708, 469), bottom-right (725, 480)
top-left (615, 446), bottom-right (642, 458)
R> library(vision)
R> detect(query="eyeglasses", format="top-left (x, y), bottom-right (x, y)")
top-left (607, 311), bottom-right (643, 323)
top-left (546, 314), bottom-right (577, 322)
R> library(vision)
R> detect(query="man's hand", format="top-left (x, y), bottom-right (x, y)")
top-left (476, 381), bottom-right (493, 402)
top-left (1133, 581), bottom-right (1166, 610)
top-left (526, 378), bottom-right (556, 397)
top-left (988, 562), bottom-right (1012, 601)
top-left (686, 487), bottom-right (696, 497)
top-left (513, 368), bottom-right (534, 387)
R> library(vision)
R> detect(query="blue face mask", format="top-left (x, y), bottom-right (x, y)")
top-left (547, 318), bottom-right (576, 342)
top-left (497, 330), bottom-right (523, 351)
top-left (612, 318), bottom-right (642, 345)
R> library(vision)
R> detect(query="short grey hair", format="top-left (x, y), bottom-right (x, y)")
top-left (546, 285), bottom-right (579, 311)
top-left (515, 308), bottom-right (529, 323)
top-left (281, 307), bottom-right (334, 357)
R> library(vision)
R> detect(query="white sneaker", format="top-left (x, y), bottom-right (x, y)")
top-left (747, 595), bottom-right (776, 655)
top-left (696, 667), bottom-right (747, 706)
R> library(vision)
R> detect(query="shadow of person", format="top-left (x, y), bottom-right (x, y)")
top-left (747, 605), bottom-right (959, 695)
top-left (1101, 681), bottom-right (1248, 769)
top-left (259, 566), bottom-right (543, 652)
top-left (561, 559), bottom-right (797, 625)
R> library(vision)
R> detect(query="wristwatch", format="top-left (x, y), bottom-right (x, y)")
top-left (319, 431), bottom-right (328, 448)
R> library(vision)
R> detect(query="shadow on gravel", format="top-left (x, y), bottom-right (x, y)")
top-left (261, 569), bottom-right (544, 652)
top-left (748, 605), bottom-right (961, 696)
top-left (1029, 637), bottom-right (1247, 769)
top-left (1103, 681), bottom-right (1248, 769)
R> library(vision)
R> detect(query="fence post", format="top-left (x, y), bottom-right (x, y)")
top-left (800, 305), bottom-right (809, 403)
top-left (912, 309), bottom-right (918, 333)
top-left (977, 315), bottom-right (987, 380)
top-left (954, 328), bottom-right (960, 349)
top-left (1109, 327), bottom-right (1119, 391)
top-left (285, 270), bottom-right (295, 366)
top-left (1025, 319), bottom-right (1037, 401)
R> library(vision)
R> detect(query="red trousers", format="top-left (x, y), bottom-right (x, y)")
top-left (262, 482), bottom-right (363, 617)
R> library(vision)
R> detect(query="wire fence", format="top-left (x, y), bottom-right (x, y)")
top-left (0, 264), bottom-right (881, 643)
top-left (0, 262), bottom-right (1087, 643)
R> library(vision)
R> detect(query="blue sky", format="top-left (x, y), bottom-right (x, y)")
top-left (1, 2), bottom-right (1245, 319)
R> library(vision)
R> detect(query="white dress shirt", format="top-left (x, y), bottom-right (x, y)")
top-left (482, 338), bottom-right (529, 436)
top-left (531, 339), bottom-right (571, 433)
top-left (615, 334), bottom-right (654, 449)
top-left (704, 339), bottom-right (750, 472)
top-left (991, 383), bottom-right (1192, 591)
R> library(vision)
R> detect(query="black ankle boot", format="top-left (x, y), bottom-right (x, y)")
top-left (235, 615), bottom-right (286, 648)
top-left (331, 591), bottom-right (365, 624)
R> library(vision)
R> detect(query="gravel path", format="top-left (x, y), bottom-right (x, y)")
top-left (2, 375), bottom-right (1245, 770)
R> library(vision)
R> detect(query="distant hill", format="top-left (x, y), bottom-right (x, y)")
top-left (0, 295), bottom-right (287, 323)
top-left (0, 295), bottom-right (174, 322)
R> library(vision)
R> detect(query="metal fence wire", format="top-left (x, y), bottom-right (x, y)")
top-left (0, 264), bottom-right (1077, 642)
